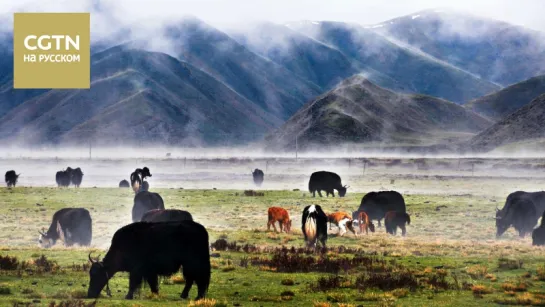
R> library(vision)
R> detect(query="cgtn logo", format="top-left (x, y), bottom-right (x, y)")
top-left (14, 13), bottom-right (90, 89)
top-left (23, 35), bottom-right (81, 63)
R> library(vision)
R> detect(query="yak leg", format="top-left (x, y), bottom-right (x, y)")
top-left (279, 221), bottom-right (284, 233)
top-left (401, 225), bottom-right (407, 237)
top-left (125, 272), bottom-right (143, 299)
top-left (267, 220), bottom-right (271, 231)
top-left (312, 190), bottom-right (316, 197)
top-left (146, 274), bottom-right (159, 294)
top-left (378, 219), bottom-right (382, 227)
top-left (180, 267), bottom-right (194, 299)
top-left (317, 190), bottom-right (323, 197)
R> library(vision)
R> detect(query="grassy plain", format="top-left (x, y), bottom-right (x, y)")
top-left (1, 157), bottom-right (545, 306)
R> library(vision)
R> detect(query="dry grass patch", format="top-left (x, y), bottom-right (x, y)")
top-left (466, 264), bottom-right (488, 279)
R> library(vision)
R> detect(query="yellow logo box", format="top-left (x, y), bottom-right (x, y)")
top-left (13, 13), bottom-right (90, 89)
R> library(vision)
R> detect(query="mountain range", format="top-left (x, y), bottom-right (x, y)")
top-left (1, 9), bottom-right (545, 151)
top-left (265, 75), bottom-right (491, 150)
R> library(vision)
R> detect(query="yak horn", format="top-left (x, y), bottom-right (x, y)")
top-left (88, 253), bottom-right (100, 263)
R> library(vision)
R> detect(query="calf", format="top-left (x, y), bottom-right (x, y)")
top-left (142, 209), bottom-right (193, 222)
top-left (384, 211), bottom-right (411, 236)
top-left (5, 170), bottom-right (20, 187)
top-left (267, 207), bottom-right (292, 233)
top-left (39, 208), bottom-right (92, 247)
top-left (327, 211), bottom-right (356, 236)
top-left (87, 221), bottom-right (210, 300)
top-left (352, 211), bottom-right (375, 235)
top-left (302, 205), bottom-right (327, 248)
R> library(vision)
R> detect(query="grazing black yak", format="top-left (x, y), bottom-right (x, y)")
top-left (39, 208), bottom-right (92, 247)
top-left (119, 180), bottom-right (130, 188)
top-left (302, 205), bottom-right (328, 248)
top-left (71, 167), bottom-right (83, 187)
top-left (358, 191), bottom-right (406, 227)
top-left (141, 209), bottom-right (193, 222)
top-left (384, 211), bottom-right (411, 236)
top-left (87, 221), bottom-right (210, 300)
top-left (5, 170), bottom-right (20, 187)
top-left (132, 191), bottom-right (165, 222)
top-left (252, 169), bottom-right (264, 186)
top-left (308, 171), bottom-right (348, 197)
top-left (496, 198), bottom-right (537, 238)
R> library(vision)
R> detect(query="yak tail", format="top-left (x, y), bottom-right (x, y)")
top-left (304, 215), bottom-right (317, 245)
top-left (405, 213), bottom-right (411, 225)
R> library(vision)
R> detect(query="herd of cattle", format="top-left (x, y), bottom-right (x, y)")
top-left (3, 166), bottom-right (545, 300)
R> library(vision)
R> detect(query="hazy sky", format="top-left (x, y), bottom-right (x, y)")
top-left (1, 0), bottom-right (545, 32)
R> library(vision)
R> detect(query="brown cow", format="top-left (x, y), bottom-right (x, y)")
top-left (384, 211), bottom-right (411, 236)
top-left (327, 211), bottom-right (356, 236)
top-left (355, 211), bottom-right (375, 235)
top-left (267, 207), bottom-right (292, 233)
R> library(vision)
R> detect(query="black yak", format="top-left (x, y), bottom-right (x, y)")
top-left (87, 221), bottom-right (210, 300)
top-left (38, 208), bottom-right (92, 247)
top-left (55, 170), bottom-right (71, 187)
top-left (384, 211), bottom-right (411, 236)
top-left (358, 191), bottom-right (406, 227)
top-left (308, 171), bottom-right (348, 197)
top-left (141, 209), bottom-right (193, 222)
top-left (302, 205), bottom-right (328, 248)
top-left (5, 170), bottom-right (20, 187)
top-left (130, 167), bottom-right (152, 193)
top-left (252, 169), bottom-right (264, 186)
top-left (71, 167), bottom-right (83, 187)
top-left (496, 198), bottom-right (537, 238)
top-left (132, 191), bottom-right (165, 222)
top-left (119, 180), bottom-right (130, 188)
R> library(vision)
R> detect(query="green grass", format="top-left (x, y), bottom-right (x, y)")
top-left (1, 186), bottom-right (545, 306)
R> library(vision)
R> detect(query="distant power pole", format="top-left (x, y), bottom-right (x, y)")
top-left (295, 135), bottom-right (298, 161)
top-left (89, 141), bottom-right (92, 160)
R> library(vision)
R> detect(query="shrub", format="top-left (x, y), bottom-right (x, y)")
top-left (390, 288), bottom-right (409, 298)
top-left (0, 284), bottom-right (11, 295)
top-left (501, 281), bottom-right (528, 292)
top-left (188, 299), bottom-right (218, 307)
top-left (498, 258), bottom-right (523, 270)
top-left (466, 265), bottom-right (488, 279)
top-left (310, 276), bottom-right (342, 292)
top-left (0, 255), bottom-right (19, 270)
top-left (537, 265), bottom-right (545, 281)
top-left (355, 271), bottom-right (418, 291)
top-left (47, 300), bottom-right (97, 307)
top-left (471, 285), bottom-right (493, 295)
top-left (281, 278), bottom-right (295, 286)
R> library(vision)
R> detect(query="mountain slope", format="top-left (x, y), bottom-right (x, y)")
top-left (465, 75), bottom-right (545, 120)
top-left (164, 17), bottom-right (322, 119)
top-left (287, 21), bottom-right (500, 104)
top-left (0, 46), bottom-right (281, 145)
top-left (376, 9), bottom-right (545, 86)
top-left (265, 75), bottom-right (492, 150)
top-left (469, 94), bottom-right (545, 151)
top-left (229, 22), bottom-right (359, 89)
